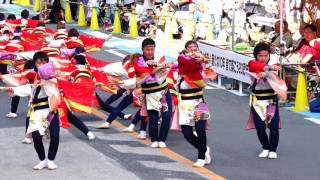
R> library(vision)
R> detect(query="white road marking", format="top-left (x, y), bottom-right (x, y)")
top-left (82, 30), bottom-right (120, 40)
top-left (104, 40), bottom-right (139, 48)
top-left (105, 49), bottom-right (126, 58)
top-left (205, 85), bottom-right (219, 90)
top-left (304, 118), bottom-right (320, 125)
top-left (138, 160), bottom-right (195, 173)
top-left (110, 144), bottom-right (163, 156)
top-left (94, 132), bottom-right (138, 141)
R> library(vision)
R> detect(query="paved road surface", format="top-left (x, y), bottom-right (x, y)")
top-left (1, 4), bottom-right (320, 180)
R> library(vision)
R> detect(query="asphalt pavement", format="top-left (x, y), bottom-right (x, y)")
top-left (1, 3), bottom-right (320, 180)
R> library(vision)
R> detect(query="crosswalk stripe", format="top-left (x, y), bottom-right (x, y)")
top-left (80, 30), bottom-right (120, 40)
top-left (137, 160), bottom-right (196, 173)
top-left (105, 49), bottom-right (126, 58)
top-left (111, 121), bottom-right (225, 180)
top-left (304, 118), bottom-right (320, 125)
top-left (0, 4), bottom-right (37, 17)
top-left (110, 144), bottom-right (163, 156)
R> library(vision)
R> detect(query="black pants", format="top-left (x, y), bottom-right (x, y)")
top-left (1, 65), bottom-right (20, 114)
top-left (11, 96), bottom-right (20, 113)
top-left (181, 120), bottom-right (207, 160)
top-left (96, 94), bottom-right (125, 119)
top-left (154, 2), bottom-right (163, 7)
top-left (131, 109), bottom-right (147, 131)
top-left (123, 2), bottom-right (135, 10)
top-left (106, 93), bottom-right (132, 123)
top-left (121, 19), bottom-right (129, 33)
top-left (32, 113), bottom-right (60, 161)
top-left (25, 117), bottom-right (29, 134)
top-left (0, 64), bottom-right (7, 74)
top-left (105, 88), bottom-right (126, 105)
top-left (147, 90), bottom-right (172, 142)
top-left (67, 109), bottom-right (89, 135)
top-left (252, 106), bottom-right (280, 152)
top-left (2, 0), bottom-right (12, 4)
top-left (138, 24), bottom-right (150, 36)
top-left (49, 10), bottom-right (65, 23)
top-left (70, 0), bottom-right (78, 20)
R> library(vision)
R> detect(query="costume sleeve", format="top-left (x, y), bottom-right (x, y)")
top-left (1, 73), bottom-right (27, 86)
top-left (121, 78), bottom-right (137, 89)
top-left (178, 54), bottom-right (201, 72)
top-left (306, 46), bottom-right (317, 57)
top-left (27, 19), bottom-right (43, 28)
top-left (79, 35), bottom-right (105, 50)
top-left (101, 62), bottom-right (128, 77)
top-left (12, 84), bottom-right (32, 97)
top-left (60, 48), bottom-right (76, 57)
top-left (133, 58), bottom-right (154, 75)
top-left (16, 51), bottom-right (37, 60)
top-left (312, 39), bottom-right (320, 50)
top-left (248, 60), bottom-right (266, 73)
top-left (43, 80), bottom-right (61, 111)
top-left (21, 41), bottom-right (41, 51)
top-left (0, 36), bottom-right (9, 42)
top-left (48, 39), bottom-right (65, 48)
top-left (0, 52), bottom-right (15, 59)
top-left (177, 54), bottom-right (204, 85)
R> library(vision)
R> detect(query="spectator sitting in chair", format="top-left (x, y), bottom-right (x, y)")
top-left (122, 0), bottom-right (135, 10)
top-left (267, 20), bottom-right (293, 54)
top-left (138, 9), bottom-right (155, 36)
top-left (286, 24), bottom-right (320, 64)
top-left (172, 19), bottom-right (183, 39)
top-left (48, 0), bottom-right (65, 24)
top-left (154, 4), bottom-right (174, 39)
top-left (194, 0), bottom-right (210, 40)
top-left (121, 13), bottom-right (130, 34)
top-left (285, 24), bottom-right (320, 94)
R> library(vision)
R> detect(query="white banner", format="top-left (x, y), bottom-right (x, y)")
top-left (198, 42), bottom-right (252, 84)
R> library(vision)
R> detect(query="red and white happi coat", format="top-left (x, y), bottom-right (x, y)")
top-left (246, 60), bottom-right (285, 130)
top-left (133, 55), bottom-right (169, 113)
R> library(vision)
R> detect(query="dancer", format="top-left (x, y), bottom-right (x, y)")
top-left (133, 38), bottom-right (172, 148)
top-left (64, 54), bottom-right (96, 140)
top-left (175, 40), bottom-right (211, 167)
top-left (247, 42), bottom-right (282, 159)
top-left (3, 52), bottom-right (61, 169)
